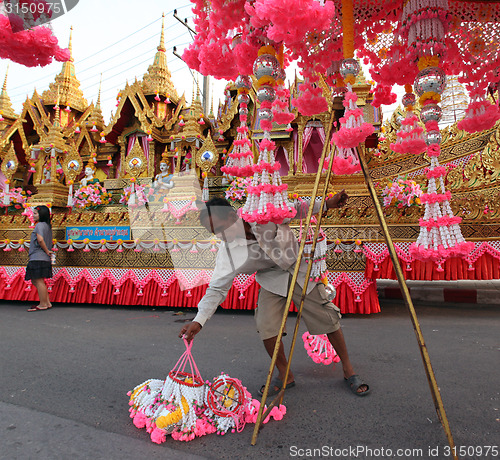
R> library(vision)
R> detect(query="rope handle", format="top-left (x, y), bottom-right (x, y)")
top-left (170, 339), bottom-right (202, 381)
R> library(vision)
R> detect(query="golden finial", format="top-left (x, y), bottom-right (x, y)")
top-left (209, 88), bottom-right (214, 118)
top-left (158, 13), bottom-right (166, 52)
top-left (54, 86), bottom-right (61, 126)
top-left (196, 76), bottom-right (201, 102)
top-left (69, 26), bottom-right (74, 62)
top-left (97, 74), bottom-right (102, 108)
top-left (2, 64), bottom-right (8, 93)
top-left (0, 64), bottom-right (16, 119)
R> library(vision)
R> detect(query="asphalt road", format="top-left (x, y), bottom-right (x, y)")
top-left (1, 299), bottom-right (499, 460)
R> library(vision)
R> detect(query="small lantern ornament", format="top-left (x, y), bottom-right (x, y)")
top-left (1, 143), bottom-right (18, 206)
top-left (62, 148), bottom-right (83, 207)
top-left (390, 87), bottom-right (426, 155)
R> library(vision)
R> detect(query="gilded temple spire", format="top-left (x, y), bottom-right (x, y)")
top-left (0, 65), bottom-right (17, 119)
top-left (88, 74), bottom-right (104, 128)
top-left (41, 27), bottom-right (88, 113)
top-left (142, 13), bottom-right (179, 102)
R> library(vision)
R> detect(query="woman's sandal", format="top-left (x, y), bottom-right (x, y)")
top-left (344, 374), bottom-right (370, 396)
top-left (27, 305), bottom-right (51, 312)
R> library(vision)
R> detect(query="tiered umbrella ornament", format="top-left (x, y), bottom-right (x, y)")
top-left (390, 86), bottom-right (427, 155)
top-left (403, 0), bottom-right (474, 262)
top-left (221, 75), bottom-right (254, 178)
top-left (330, 60), bottom-right (374, 175)
top-left (240, 46), bottom-right (296, 224)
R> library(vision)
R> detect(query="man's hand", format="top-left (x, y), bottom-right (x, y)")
top-left (327, 189), bottom-right (349, 209)
top-left (179, 321), bottom-right (202, 342)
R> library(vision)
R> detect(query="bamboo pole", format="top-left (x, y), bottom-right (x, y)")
top-left (251, 110), bottom-right (336, 445)
top-left (356, 144), bottom-right (458, 460)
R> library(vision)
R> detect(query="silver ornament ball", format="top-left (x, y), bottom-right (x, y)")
top-left (256, 85), bottom-right (276, 103)
top-left (238, 93), bottom-right (250, 104)
top-left (253, 54), bottom-right (281, 81)
top-left (414, 67), bottom-right (447, 97)
top-left (235, 75), bottom-right (252, 90)
top-left (425, 130), bottom-right (442, 145)
top-left (239, 107), bottom-right (248, 116)
top-left (339, 58), bottom-right (360, 78)
top-left (420, 103), bottom-right (442, 123)
top-left (259, 107), bottom-right (273, 121)
top-left (402, 92), bottom-right (416, 107)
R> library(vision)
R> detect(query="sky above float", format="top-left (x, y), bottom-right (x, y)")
top-left (0, 0), bottom-right (406, 123)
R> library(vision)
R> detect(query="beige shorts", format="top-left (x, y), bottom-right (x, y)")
top-left (255, 283), bottom-right (342, 340)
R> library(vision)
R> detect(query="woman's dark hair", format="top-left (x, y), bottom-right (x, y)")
top-left (199, 197), bottom-right (237, 226)
top-left (36, 205), bottom-right (51, 228)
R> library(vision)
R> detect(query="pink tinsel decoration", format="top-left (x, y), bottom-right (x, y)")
top-left (371, 84), bottom-right (397, 108)
top-left (248, 0), bottom-right (335, 45)
top-left (0, 16), bottom-right (70, 67)
top-left (240, 131), bottom-right (296, 224)
top-left (457, 86), bottom-right (500, 134)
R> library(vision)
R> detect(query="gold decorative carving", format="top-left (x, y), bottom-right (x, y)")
top-left (125, 138), bottom-right (147, 178)
top-left (62, 147), bottom-right (83, 184)
top-left (1, 142), bottom-right (18, 180)
top-left (196, 136), bottom-right (218, 173)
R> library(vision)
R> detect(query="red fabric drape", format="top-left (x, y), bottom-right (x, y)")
top-left (365, 253), bottom-right (500, 281)
top-left (0, 275), bottom-right (379, 314)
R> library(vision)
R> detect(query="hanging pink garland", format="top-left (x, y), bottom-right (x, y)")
top-left (221, 76), bottom-right (254, 178)
top-left (0, 15), bottom-right (70, 67)
top-left (240, 46), bottom-right (296, 224)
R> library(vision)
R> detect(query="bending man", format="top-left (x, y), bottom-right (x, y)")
top-left (179, 192), bottom-right (369, 396)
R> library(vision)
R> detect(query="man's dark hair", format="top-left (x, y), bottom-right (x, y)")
top-left (36, 205), bottom-right (51, 228)
top-left (199, 197), bottom-right (237, 226)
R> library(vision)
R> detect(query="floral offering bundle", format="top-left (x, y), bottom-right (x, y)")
top-left (0, 187), bottom-right (30, 209)
top-left (225, 177), bottom-right (251, 203)
top-left (73, 183), bottom-right (112, 209)
top-left (119, 184), bottom-right (151, 207)
top-left (128, 341), bottom-right (286, 444)
top-left (381, 177), bottom-right (423, 209)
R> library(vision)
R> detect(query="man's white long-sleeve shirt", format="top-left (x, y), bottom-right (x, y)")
top-left (193, 199), bottom-right (324, 327)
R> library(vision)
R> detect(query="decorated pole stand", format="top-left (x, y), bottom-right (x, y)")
top-left (356, 143), bottom-right (457, 457)
top-left (251, 110), bottom-right (337, 444)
